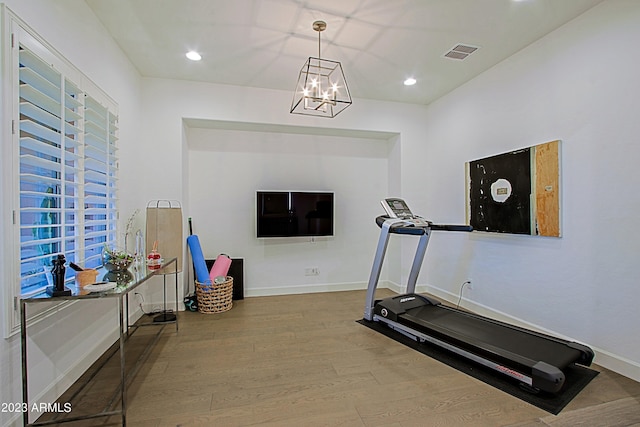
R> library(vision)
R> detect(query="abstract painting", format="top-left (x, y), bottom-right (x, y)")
top-left (466, 140), bottom-right (560, 237)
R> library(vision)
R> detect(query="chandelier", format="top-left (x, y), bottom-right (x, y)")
top-left (290, 21), bottom-right (352, 118)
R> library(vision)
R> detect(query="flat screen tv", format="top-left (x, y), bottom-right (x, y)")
top-left (257, 191), bottom-right (334, 238)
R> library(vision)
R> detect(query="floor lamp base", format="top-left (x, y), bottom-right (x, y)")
top-left (153, 312), bottom-right (177, 323)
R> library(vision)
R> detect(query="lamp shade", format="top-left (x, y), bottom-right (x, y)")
top-left (290, 57), bottom-right (352, 118)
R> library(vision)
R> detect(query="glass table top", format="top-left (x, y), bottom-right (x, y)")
top-left (22, 258), bottom-right (178, 302)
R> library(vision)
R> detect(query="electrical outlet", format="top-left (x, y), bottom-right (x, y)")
top-left (305, 267), bottom-right (320, 276)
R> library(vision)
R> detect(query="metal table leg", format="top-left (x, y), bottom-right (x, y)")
top-left (21, 300), bottom-right (29, 426)
top-left (119, 296), bottom-right (127, 427)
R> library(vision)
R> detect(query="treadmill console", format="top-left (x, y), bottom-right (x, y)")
top-left (381, 198), bottom-right (430, 227)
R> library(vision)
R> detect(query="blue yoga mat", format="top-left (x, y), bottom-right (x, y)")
top-left (187, 235), bottom-right (210, 283)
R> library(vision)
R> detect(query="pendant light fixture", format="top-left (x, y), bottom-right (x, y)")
top-left (290, 20), bottom-right (352, 118)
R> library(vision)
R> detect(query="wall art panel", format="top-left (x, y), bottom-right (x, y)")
top-left (466, 140), bottom-right (560, 237)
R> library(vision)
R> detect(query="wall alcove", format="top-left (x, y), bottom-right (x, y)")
top-left (181, 118), bottom-right (401, 297)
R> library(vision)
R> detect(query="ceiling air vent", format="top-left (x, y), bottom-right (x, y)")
top-left (444, 44), bottom-right (479, 60)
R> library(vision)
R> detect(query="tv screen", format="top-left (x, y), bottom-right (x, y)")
top-left (257, 191), bottom-right (334, 238)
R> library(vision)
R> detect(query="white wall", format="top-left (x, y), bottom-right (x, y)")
top-left (186, 127), bottom-right (390, 295)
top-left (413, 0), bottom-right (640, 381)
top-left (0, 1), bottom-right (142, 426)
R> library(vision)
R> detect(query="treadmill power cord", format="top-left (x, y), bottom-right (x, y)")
top-left (455, 281), bottom-right (472, 309)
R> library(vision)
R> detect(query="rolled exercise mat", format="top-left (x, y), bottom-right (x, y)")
top-left (209, 254), bottom-right (232, 282)
top-left (187, 235), bottom-right (210, 283)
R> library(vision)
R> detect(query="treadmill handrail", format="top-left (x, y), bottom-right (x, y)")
top-left (431, 223), bottom-right (473, 232)
top-left (375, 215), bottom-right (472, 234)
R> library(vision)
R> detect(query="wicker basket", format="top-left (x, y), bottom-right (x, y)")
top-left (195, 277), bottom-right (233, 314)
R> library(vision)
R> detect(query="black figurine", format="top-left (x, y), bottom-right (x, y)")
top-left (46, 254), bottom-right (72, 297)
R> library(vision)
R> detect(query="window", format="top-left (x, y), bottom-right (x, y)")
top-left (3, 8), bottom-right (119, 331)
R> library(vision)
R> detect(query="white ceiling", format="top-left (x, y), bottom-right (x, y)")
top-left (85, 0), bottom-right (603, 105)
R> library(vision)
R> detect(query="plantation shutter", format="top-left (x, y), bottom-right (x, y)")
top-left (83, 96), bottom-right (118, 269)
top-left (15, 27), bottom-right (118, 297)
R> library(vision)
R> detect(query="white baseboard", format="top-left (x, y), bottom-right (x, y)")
top-left (587, 346), bottom-right (640, 382)
top-left (244, 281), bottom-right (369, 297)
top-left (384, 280), bottom-right (405, 294)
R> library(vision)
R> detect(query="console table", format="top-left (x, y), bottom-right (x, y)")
top-left (20, 258), bottom-right (179, 426)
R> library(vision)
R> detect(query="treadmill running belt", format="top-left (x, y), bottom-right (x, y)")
top-left (402, 305), bottom-right (582, 369)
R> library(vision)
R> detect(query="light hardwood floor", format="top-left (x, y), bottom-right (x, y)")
top-left (44, 289), bottom-right (640, 426)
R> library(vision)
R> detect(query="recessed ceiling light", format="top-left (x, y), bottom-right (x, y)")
top-left (404, 77), bottom-right (417, 86)
top-left (186, 51), bottom-right (202, 61)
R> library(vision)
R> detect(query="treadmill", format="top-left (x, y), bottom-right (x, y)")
top-left (363, 198), bottom-right (594, 394)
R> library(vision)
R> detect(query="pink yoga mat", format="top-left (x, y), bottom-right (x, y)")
top-left (209, 254), bottom-right (232, 281)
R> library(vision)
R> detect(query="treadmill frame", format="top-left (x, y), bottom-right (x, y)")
top-left (373, 313), bottom-right (536, 387)
top-left (363, 216), bottom-right (593, 394)
top-left (364, 217), bottom-right (428, 321)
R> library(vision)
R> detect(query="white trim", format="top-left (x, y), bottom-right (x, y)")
top-left (588, 347), bottom-right (640, 383)
top-left (243, 280), bottom-right (399, 298)
top-left (1, 4), bottom-right (17, 338)
top-left (244, 281), bottom-right (371, 297)
top-left (2, 5), bottom-right (120, 336)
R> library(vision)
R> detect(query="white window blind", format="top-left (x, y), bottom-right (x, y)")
top-left (83, 95), bottom-right (118, 269)
top-left (12, 18), bottom-right (119, 299)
